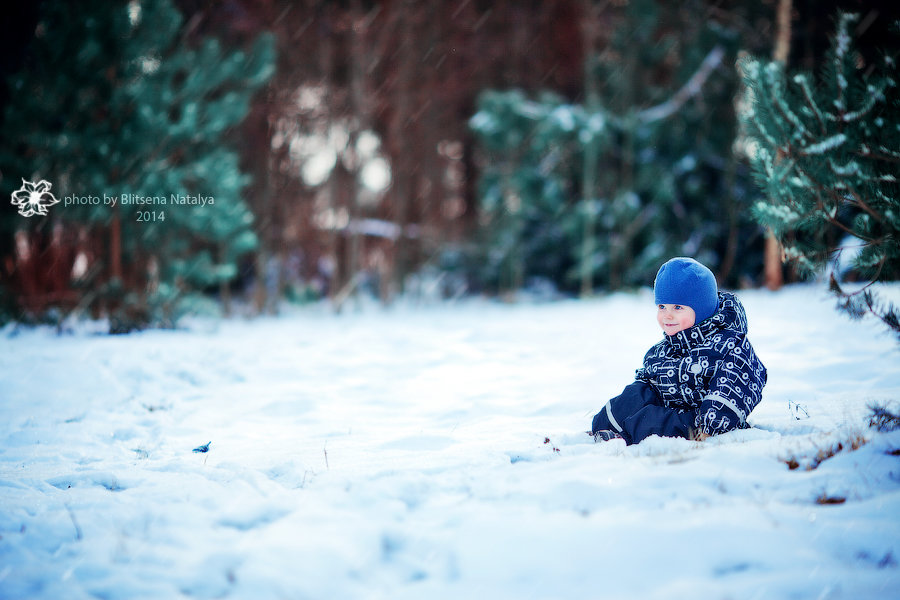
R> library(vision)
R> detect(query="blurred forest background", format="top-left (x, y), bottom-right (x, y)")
top-left (0, 0), bottom-right (897, 332)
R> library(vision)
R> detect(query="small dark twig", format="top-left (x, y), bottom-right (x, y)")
top-left (65, 504), bottom-right (83, 541)
top-left (868, 404), bottom-right (900, 433)
top-left (815, 491), bottom-right (846, 505)
top-left (788, 400), bottom-right (810, 420)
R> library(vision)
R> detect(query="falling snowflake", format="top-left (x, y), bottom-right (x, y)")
top-left (11, 179), bottom-right (60, 217)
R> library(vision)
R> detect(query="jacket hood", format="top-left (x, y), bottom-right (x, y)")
top-left (665, 291), bottom-right (747, 351)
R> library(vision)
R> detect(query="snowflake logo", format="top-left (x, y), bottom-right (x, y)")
top-left (11, 178), bottom-right (60, 217)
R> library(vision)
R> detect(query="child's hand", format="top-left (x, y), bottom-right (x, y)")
top-left (694, 432), bottom-right (710, 442)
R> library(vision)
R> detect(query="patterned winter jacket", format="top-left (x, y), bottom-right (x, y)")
top-left (634, 291), bottom-right (767, 436)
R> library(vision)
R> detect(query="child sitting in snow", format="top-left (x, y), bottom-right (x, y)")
top-left (590, 257), bottom-right (767, 444)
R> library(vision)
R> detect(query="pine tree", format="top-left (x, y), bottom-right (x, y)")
top-left (1, 0), bottom-right (274, 331)
top-left (739, 13), bottom-right (900, 341)
top-left (470, 0), bottom-right (758, 296)
top-left (469, 90), bottom-right (584, 293)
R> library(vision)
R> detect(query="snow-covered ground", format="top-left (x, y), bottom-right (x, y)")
top-left (1, 284), bottom-right (899, 599)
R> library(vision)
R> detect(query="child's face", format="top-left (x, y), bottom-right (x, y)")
top-left (657, 303), bottom-right (696, 336)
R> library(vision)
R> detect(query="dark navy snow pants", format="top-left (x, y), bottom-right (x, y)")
top-left (591, 382), bottom-right (694, 445)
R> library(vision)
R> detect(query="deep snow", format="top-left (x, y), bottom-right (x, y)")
top-left (1, 285), bottom-right (899, 599)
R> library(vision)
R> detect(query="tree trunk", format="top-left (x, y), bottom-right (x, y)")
top-left (219, 243), bottom-right (232, 317)
top-left (344, 0), bottom-right (371, 310)
top-left (110, 208), bottom-right (122, 284)
top-left (579, 0), bottom-right (601, 297)
top-left (253, 87), bottom-right (277, 315)
top-left (388, 0), bottom-right (417, 300)
top-left (318, 5), bottom-right (344, 306)
top-left (765, 0), bottom-right (792, 290)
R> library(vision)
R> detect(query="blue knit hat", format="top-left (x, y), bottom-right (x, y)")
top-left (654, 257), bottom-right (719, 323)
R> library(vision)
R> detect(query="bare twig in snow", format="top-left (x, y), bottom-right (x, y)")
top-left (65, 504), bottom-right (83, 541)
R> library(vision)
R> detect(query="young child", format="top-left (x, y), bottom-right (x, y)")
top-left (590, 257), bottom-right (767, 444)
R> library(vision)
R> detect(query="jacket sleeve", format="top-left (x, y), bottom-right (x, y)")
top-left (634, 365), bottom-right (648, 382)
top-left (634, 340), bottom-right (664, 383)
top-left (695, 341), bottom-right (766, 436)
